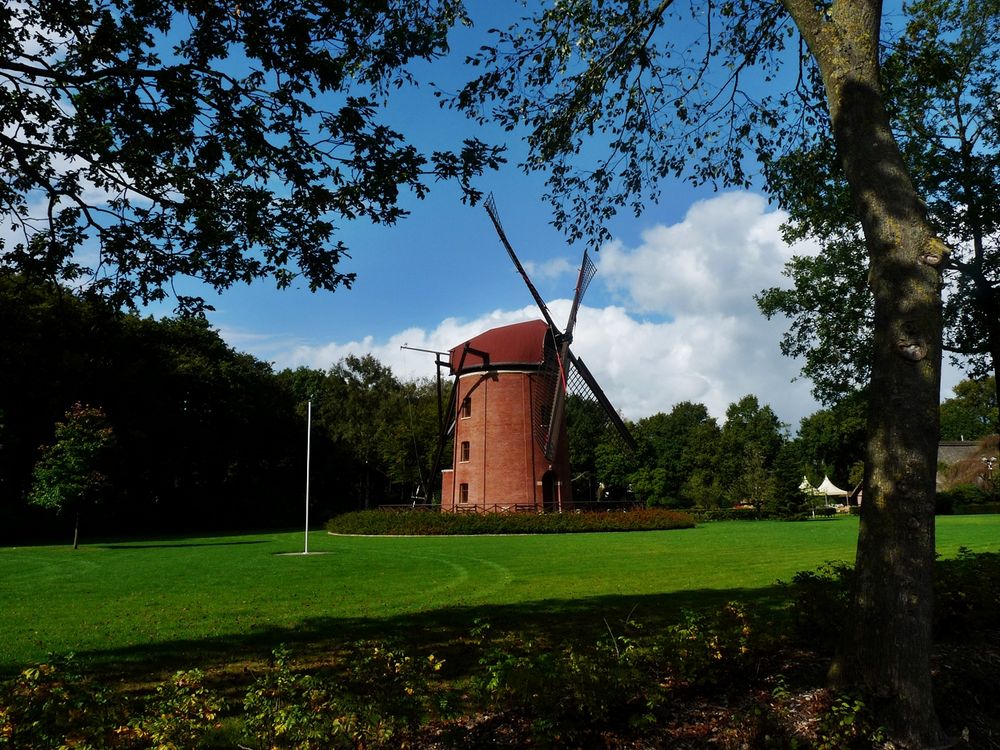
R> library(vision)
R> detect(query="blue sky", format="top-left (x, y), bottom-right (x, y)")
top-left (12, 1), bottom-right (963, 431)
top-left (183, 2), bottom-right (965, 432)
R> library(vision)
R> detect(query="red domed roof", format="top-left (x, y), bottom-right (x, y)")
top-left (449, 320), bottom-right (553, 373)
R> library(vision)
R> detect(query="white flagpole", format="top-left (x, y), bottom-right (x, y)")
top-left (304, 398), bottom-right (312, 554)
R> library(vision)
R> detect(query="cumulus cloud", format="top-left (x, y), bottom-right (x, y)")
top-left (522, 256), bottom-right (575, 280)
top-left (253, 305), bottom-right (542, 378)
top-left (248, 192), bottom-right (826, 429)
top-left (599, 192), bottom-right (815, 317)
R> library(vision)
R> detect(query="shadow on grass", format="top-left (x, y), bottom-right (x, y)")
top-left (1, 584), bottom-right (792, 682)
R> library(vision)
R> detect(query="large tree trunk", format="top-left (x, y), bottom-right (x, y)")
top-left (783, 2), bottom-right (947, 746)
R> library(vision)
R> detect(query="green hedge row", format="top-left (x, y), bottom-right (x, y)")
top-left (690, 506), bottom-right (844, 522)
top-left (325, 508), bottom-right (696, 535)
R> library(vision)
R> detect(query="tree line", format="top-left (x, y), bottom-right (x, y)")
top-left (6, 274), bottom-right (995, 545)
top-left (0, 275), bottom-right (440, 544)
top-left (575, 379), bottom-right (995, 513)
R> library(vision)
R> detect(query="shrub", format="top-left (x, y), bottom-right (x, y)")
top-left (780, 562), bottom-right (854, 651)
top-left (242, 647), bottom-right (348, 749)
top-left (692, 507), bottom-right (762, 522)
top-left (814, 691), bottom-right (886, 750)
top-left (470, 620), bottom-right (663, 746)
top-left (938, 483), bottom-right (989, 509)
top-left (242, 644), bottom-right (444, 749)
top-left (660, 602), bottom-right (771, 688)
top-left (0, 656), bottom-right (123, 749)
top-left (326, 508), bottom-right (695, 535)
top-left (934, 548), bottom-right (1000, 638)
top-left (128, 669), bottom-right (223, 749)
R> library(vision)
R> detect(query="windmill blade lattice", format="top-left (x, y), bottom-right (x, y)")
top-left (531, 332), bottom-right (562, 456)
top-left (564, 249), bottom-right (597, 341)
top-left (566, 354), bottom-right (637, 453)
top-left (484, 194), bottom-right (559, 334)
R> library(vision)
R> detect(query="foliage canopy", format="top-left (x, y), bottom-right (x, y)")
top-left (757, 0), bottom-right (1000, 406)
top-left (0, 0), bottom-right (503, 313)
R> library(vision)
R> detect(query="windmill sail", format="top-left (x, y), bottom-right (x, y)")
top-left (484, 193), bottom-right (635, 462)
top-left (484, 194), bottom-right (560, 334)
top-left (566, 353), bottom-right (636, 452)
top-left (543, 248), bottom-right (599, 459)
top-left (564, 249), bottom-right (597, 343)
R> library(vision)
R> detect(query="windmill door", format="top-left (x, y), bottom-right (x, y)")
top-left (541, 470), bottom-right (556, 512)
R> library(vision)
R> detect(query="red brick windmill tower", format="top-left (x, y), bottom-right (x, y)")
top-left (439, 196), bottom-right (635, 512)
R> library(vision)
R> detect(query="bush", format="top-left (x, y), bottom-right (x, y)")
top-left (242, 644), bottom-right (445, 749)
top-left (470, 620), bottom-right (665, 745)
top-left (813, 691), bottom-right (886, 749)
top-left (781, 550), bottom-right (1000, 646)
top-left (127, 669), bottom-right (223, 748)
top-left (661, 602), bottom-right (773, 688)
top-left (692, 507), bottom-right (763, 521)
top-left (0, 656), bottom-right (123, 749)
top-left (938, 483), bottom-right (989, 509)
top-left (326, 508), bottom-right (695, 535)
top-left (934, 548), bottom-right (1000, 638)
top-left (781, 562), bottom-right (854, 651)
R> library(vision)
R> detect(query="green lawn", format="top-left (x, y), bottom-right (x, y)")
top-left (1, 515), bottom-right (997, 675)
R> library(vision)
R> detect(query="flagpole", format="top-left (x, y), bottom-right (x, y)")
top-left (304, 398), bottom-right (311, 554)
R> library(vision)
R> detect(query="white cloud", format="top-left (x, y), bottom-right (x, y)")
top-left (257, 305), bottom-right (542, 379)
top-left (247, 192), bottom-right (824, 429)
top-left (522, 257), bottom-right (575, 280)
top-left (599, 192), bottom-right (818, 317)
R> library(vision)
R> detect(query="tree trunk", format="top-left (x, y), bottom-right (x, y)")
top-left (73, 509), bottom-right (80, 550)
top-left (783, 2), bottom-right (947, 746)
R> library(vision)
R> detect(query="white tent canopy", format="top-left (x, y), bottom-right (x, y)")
top-left (800, 476), bottom-right (854, 517)
top-left (799, 476), bottom-right (823, 496)
top-left (816, 475), bottom-right (850, 498)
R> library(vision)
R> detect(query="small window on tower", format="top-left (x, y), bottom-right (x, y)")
top-left (459, 483), bottom-right (469, 504)
top-left (460, 441), bottom-right (470, 462)
top-left (461, 397), bottom-right (472, 419)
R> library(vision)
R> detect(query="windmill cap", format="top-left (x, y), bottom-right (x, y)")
top-left (449, 319), bottom-right (553, 374)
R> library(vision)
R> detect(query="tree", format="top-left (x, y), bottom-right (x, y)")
top-left (330, 355), bottom-right (402, 509)
top-left (624, 403), bottom-right (720, 507)
top-left (770, 439), bottom-right (811, 515)
top-left (794, 390), bottom-right (867, 485)
top-left (379, 377), bottom-right (441, 502)
top-left (757, 0), bottom-right (1000, 420)
top-left (940, 377), bottom-right (999, 440)
top-left (1, 0), bottom-right (503, 313)
top-left (29, 403), bottom-right (114, 549)
top-left (454, 1), bottom-right (950, 743)
top-left (756, 235), bottom-right (872, 403)
top-left (717, 395), bottom-right (786, 506)
top-left (1, 275), bottom-right (309, 538)
top-left (605, 402), bottom-right (725, 508)
top-left (729, 444), bottom-right (777, 515)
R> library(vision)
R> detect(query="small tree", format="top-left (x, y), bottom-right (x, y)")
top-left (731, 445), bottom-right (778, 516)
top-left (29, 403), bottom-right (114, 549)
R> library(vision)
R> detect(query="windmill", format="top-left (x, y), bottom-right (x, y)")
top-left (437, 195), bottom-right (635, 512)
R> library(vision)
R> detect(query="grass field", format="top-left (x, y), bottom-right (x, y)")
top-left (1, 515), bottom-right (998, 676)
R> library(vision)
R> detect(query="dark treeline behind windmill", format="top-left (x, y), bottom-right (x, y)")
top-left (9, 272), bottom-right (989, 542)
top-left (0, 275), bottom-right (440, 543)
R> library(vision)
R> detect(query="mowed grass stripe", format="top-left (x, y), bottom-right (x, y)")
top-left (1, 515), bottom-right (997, 671)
